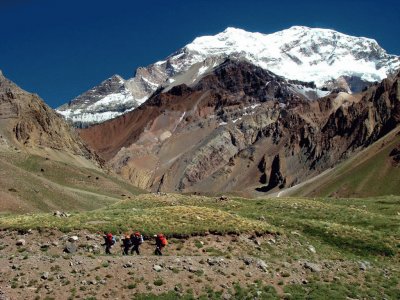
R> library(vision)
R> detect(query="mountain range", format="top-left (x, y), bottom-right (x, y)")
top-left (79, 59), bottom-right (400, 195)
top-left (1, 26), bottom-right (400, 202)
top-left (57, 26), bottom-right (400, 127)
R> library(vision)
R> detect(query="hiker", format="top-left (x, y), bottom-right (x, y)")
top-left (121, 234), bottom-right (132, 255)
top-left (130, 231), bottom-right (144, 255)
top-left (103, 233), bottom-right (115, 254)
top-left (154, 233), bottom-right (167, 256)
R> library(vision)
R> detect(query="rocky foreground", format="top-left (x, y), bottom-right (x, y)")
top-left (0, 229), bottom-right (396, 299)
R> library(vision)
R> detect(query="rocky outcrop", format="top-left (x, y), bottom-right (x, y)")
top-left (0, 71), bottom-right (100, 163)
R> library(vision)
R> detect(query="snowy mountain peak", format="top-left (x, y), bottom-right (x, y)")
top-left (58, 26), bottom-right (400, 126)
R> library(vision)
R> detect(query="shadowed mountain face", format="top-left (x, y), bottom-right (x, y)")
top-left (79, 61), bottom-right (400, 195)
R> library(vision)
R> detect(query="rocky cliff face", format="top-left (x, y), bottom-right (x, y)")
top-left (79, 61), bottom-right (400, 194)
top-left (58, 26), bottom-right (400, 126)
top-left (0, 71), bottom-right (99, 162)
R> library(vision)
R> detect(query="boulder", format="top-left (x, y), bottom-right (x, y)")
top-left (68, 236), bottom-right (79, 242)
top-left (304, 262), bottom-right (321, 272)
top-left (64, 242), bottom-right (77, 254)
top-left (16, 239), bottom-right (26, 246)
top-left (153, 265), bottom-right (163, 272)
top-left (256, 259), bottom-right (268, 272)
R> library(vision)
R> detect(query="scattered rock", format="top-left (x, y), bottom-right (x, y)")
top-left (16, 239), bottom-right (26, 246)
top-left (41, 272), bottom-right (49, 280)
top-left (68, 236), bottom-right (79, 242)
top-left (256, 259), bottom-right (268, 272)
top-left (64, 242), bottom-right (77, 254)
top-left (40, 243), bottom-right (50, 250)
top-left (217, 195), bottom-right (229, 201)
top-left (207, 258), bottom-right (225, 266)
top-left (92, 245), bottom-right (101, 254)
top-left (302, 279), bottom-right (308, 284)
top-left (153, 265), bottom-right (163, 272)
top-left (359, 261), bottom-right (370, 271)
top-left (308, 245), bottom-right (316, 254)
top-left (174, 285), bottom-right (182, 292)
top-left (123, 263), bottom-right (133, 268)
top-left (304, 262), bottom-right (321, 272)
top-left (242, 257), bottom-right (254, 265)
top-left (85, 234), bottom-right (96, 241)
top-left (0, 289), bottom-right (8, 300)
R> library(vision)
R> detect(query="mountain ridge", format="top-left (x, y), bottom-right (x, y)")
top-left (57, 26), bottom-right (400, 126)
top-left (78, 59), bottom-right (400, 195)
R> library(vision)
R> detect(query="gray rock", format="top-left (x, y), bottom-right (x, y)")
top-left (40, 244), bottom-right (50, 250)
top-left (153, 265), bottom-right (163, 272)
top-left (68, 236), bottom-right (79, 242)
top-left (359, 261), bottom-right (369, 271)
top-left (64, 242), bottom-right (77, 254)
top-left (123, 263), bottom-right (133, 268)
top-left (222, 293), bottom-right (231, 300)
top-left (86, 235), bottom-right (96, 241)
top-left (242, 257), bottom-right (254, 265)
top-left (16, 239), bottom-right (26, 246)
top-left (41, 272), bottom-right (49, 280)
top-left (207, 258), bottom-right (224, 266)
top-left (256, 259), bottom-right (268, 272)
top-left (174, 285), bottom-right (182, 292)
top-left (308, 245), bottom-right (316, 254)
top-left (304, 262), bottom-right (321, 272)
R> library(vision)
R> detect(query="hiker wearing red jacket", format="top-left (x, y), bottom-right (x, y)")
top-left (154, 233), bottom-right (167, 255)
top-left (103, 233), bottom-right (115, 254)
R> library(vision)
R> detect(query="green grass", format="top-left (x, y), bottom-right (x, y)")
top-left (0, 193), bottom-right (399, 262)
top-left (293, 128), bottom-right (400, 197)
top-left (0, 152), bottom-right (145, 213)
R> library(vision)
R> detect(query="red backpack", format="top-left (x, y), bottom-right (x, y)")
top-left (160, 236), bottom-right (168, 246)
top-left (157, 234), bottom-right (168, 246)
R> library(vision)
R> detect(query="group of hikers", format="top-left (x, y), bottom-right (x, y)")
top-left (102, 232), bottom-right (168, 256)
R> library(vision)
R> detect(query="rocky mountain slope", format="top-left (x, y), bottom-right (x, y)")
top-left (0, 71), bottom-right (144, 213)
top-left (79, 60), bottom-right (400, 195)
top-left (0, 71), bottom-right (96, 161)
top-left (57, 26), bottom-right (400, 126)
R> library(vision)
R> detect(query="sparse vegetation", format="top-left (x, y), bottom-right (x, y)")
top-left (0, 193), bottom-right (399, 298)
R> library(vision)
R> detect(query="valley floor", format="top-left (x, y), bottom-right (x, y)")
top-left (0, 194), bottom-right (399, 299)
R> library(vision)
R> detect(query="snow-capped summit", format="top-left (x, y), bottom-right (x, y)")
top-left (172, 25), bottom-right (399, 86)
top-left (57, 26), bottom-right (400, 126)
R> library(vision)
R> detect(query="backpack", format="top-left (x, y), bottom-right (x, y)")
top-left (111, 236), bottom-right (116, 245)
top-left (160, 237), bottom-right (168, 246)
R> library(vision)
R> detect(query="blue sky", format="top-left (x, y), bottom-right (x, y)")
top-left (1, 0), bottom-right (399, 108)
